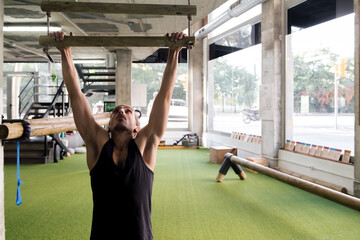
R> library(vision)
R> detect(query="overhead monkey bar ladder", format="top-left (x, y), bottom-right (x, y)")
top-left (39, 1), bottom-right (196, 48)
top-left (39, 36), bottom-right (196, 48)
top-left (40, 1), bottom-right (197, 16)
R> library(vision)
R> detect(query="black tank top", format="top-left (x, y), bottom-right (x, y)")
top-left (90, 139), bottom-right (154, 240)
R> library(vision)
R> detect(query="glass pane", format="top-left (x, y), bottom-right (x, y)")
top-left (209, 44), bottom-right (262, 135)
top-left (287, 14), bottom-right (354, 154)
top-left (132, 63), bottom-right (188, 129)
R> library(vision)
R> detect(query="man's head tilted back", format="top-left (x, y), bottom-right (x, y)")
top-left (108, 105), bottom-right (140, 138)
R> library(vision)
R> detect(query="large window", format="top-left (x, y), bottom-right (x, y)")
top-left (209, 43), bottom-right (261, 134)
top-left (286, 2), bottom-right (354, 154)
top-left (208, 0), bottom-right (262, 135)
top-left (132, 62), bottom-right (188, 129)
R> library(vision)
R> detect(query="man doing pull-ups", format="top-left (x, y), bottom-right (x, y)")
top-left (52, 31), bottom-right (186, 240)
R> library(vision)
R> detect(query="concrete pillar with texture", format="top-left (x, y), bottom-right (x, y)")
top-left (261, 0), bottom-right (286, 167)
top-left (116, 49), bottom-right (132, 106)
top-left (354, 0), bottom-right (360, 198)
top-left (0, 0), bottom-right (5, 238)
top-left (188, 21), bottom-right (204, 142)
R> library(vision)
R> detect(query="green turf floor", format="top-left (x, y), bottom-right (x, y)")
top-left (4, 148), bottom-right (360, 240)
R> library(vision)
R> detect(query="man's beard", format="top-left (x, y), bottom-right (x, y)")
top-left (112, 122), bottom-right (132, 134)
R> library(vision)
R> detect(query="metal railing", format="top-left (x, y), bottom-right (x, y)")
top-left (18, 76), bottom-right (69, 119)
top-left (18, 76), bottom-right (35, 117)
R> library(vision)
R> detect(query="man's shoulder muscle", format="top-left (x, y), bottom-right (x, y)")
top-left (86, 127), bottom-right (109, 171)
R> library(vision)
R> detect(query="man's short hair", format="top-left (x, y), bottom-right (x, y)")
top-left (112, 105), bottom-right (141, 127)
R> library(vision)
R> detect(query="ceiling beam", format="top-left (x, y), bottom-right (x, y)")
top-left (39, 36), bottom-right (195, 48)
top-left (40, 1), bottom-right (197, 16)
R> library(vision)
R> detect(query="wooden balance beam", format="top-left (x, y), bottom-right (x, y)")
top-left (40, 1), bottom-right (197, 16)
top-left (0, 113), bottom-right (110, 140)
top-left (39, 36), bottom-right (195, 48)
top-left (220, 153), bottom-right (360, 211)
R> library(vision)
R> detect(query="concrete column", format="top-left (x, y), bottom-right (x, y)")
top-left (261, 0), bottom-right (286, 167)
top-left (0, 0), bottom-right (5, 238)
top-left (354, 0), bottom-right (360, 198)
top-left (115, 49), bottom-right (132, 106)
top-left (188, 21), bottom-right (204, 141)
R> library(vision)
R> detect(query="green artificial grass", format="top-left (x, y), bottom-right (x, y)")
top-left (4, 149), bottom-right (360, 240)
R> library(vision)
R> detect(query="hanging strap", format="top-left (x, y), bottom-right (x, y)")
top-left (16, 141), bottom-right (23, 206)
top-left (43, 11), bottom-right (54, 63)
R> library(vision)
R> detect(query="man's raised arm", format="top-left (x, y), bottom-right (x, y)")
top-left (145, 32), bottom-right (185, 144)
top-left (52, 32), bottom-right (108, 155)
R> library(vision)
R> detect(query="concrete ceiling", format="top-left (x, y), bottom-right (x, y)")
top-left (3, 0), bottom-right (227, 62)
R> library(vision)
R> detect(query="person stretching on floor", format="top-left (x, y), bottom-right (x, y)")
top-left (52, 31), bottom-right (186, 240)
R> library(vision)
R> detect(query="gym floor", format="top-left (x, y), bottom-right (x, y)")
top-left (4, 149), bottom-right (360, 239)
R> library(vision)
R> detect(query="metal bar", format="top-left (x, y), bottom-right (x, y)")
top-left (19, 76), bottom-right (35, 96)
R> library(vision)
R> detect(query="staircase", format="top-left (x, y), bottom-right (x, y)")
top-left (75, 64), bottom-right (116, 95)
top-left (4, 73), bottom-right (71, 164)
top-left (19, 76), bottom-right (70, 119)
top-left (4, 137), bottom-right (56, 164)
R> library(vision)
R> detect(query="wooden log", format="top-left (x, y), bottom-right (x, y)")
top-left (274, 167), bottom-right (348, 194)
top-left (39, 36), bottom-right (195, 48)
top-left (26, 112), bottom-right (110, 125)
top-left (0, 113), bottom-right (110, 140)
top-left (227, 154), bottom-right (360, 211)
top-left (40, 1), bottom-right (197, 16)
top-left (230, 161), bottom-right (246, 180)
top-left (0, 123), bottom-right (23, 140)
top-left (216, 157), bottom-right (232, 182)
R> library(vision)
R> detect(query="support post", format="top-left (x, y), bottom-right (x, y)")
top-left (0, 0), bottom-right (5, 237)
top-left (354, 0), bottom-right (360, 198)
top-left (188, 21), bottom-right (204, 142)
top-left (216, 153), bottom-right (246, 182)
top-left (116, 49), bottom-right (132, 106)
top-left (260, 0), bottom-right (286, 167)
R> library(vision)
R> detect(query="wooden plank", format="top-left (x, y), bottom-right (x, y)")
top-left (39, 36), bottom-right (195, 48)
top-left (40, 1), bottom-right (197, 16)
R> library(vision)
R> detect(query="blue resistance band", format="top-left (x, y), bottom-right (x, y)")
top-left (16, 141), bottom-right (23, 206)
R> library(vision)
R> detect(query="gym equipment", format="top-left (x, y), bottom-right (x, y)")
top-left (219, 153), bottom-right (360, 211)
top-left (173, 133), bottom-right (199, 148)
top-left (39, 1), bottom-right (196, 51)
top-left (0, 113), bottom-right (110, 140)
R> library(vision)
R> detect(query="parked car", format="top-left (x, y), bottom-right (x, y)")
top-left (147, 99), bottom-right (188, 119)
